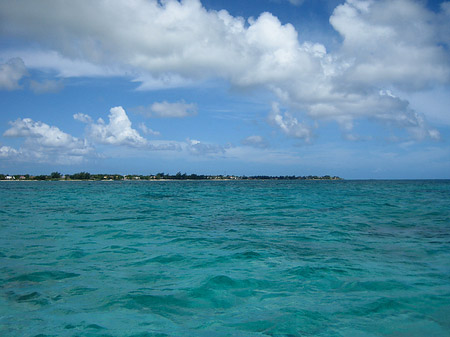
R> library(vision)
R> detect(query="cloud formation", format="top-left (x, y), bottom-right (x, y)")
top-left (329, 0), bottom-right (450, 91)
top-left (0, 57), bottom-right (27, 90)
top-left (75, 107), bottom-right (148, 147)
top-left (2, 118), bottom-right (94, 163)
top-left (269, 103), bottom-right (314, 142)
top-left (1, 0), bottom-right (448, 140)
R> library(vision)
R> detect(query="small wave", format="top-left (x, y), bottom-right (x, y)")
top-left (231, 250), bottom-right (263, 260)
top-left (8, 270), bottom-right (80, 283)
top-left (67, 286), bottom-right (97, 296)
top-left (338, 279), bottom-right (411, 292)
top-left (148, 254), bottom-right (186, 264)
top-left (348, 297), bottom-right (406, 316)
top-left (130, 254), bottom-right (186, 266)
top-left (125, 292), bottom-right (192, 317)
top-left (204, 275), bottom-right (237, 289)
top-left (60, 250), bottom-right (88, 259)
top-left (16, 291), bottom-right (41, 302)
top-left (9, 291), bottom-right (50, 307)
top-left (186, 275), bottom-right (274, 309)
top-left (285, 265), bottom-right (347, 278)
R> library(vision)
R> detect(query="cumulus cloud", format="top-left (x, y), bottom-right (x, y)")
top-left (0, 145), bottom-right (19, 158)
top-left (5, 118), bottom-right (81, 147)
top-left (0, 57), bottom-right (27, 90)
top-left (0, 0), bottom-right (330, 89)
top-left (73, 113), bottom-right (93, 124)
top-left (136, 100), bottom-right (198, 118)
top-left (75, 106), bottom-right (148, 147)
top-left (329, 0), bottom-right (450, 91)
top-left (0, 0), bottom-right (448, 140)
top-left (269, 103), bottom-right (314, 142)
top-left (2, 118), bottom-right (94, 164)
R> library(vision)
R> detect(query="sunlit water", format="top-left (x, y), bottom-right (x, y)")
top-left (1, 180), bottom-right (449, 336)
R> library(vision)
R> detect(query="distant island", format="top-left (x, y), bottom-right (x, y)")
top-left (0, 172), bottom-right (342, 181)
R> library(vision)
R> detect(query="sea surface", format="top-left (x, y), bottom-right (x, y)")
top-left (1, 180), bottom-right (450, 336)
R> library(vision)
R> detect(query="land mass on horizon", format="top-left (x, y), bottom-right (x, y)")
top-left (0, 172), bottom-right (342, 181)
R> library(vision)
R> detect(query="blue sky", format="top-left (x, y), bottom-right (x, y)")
top-left (0, 0), bottom-right (449, 179)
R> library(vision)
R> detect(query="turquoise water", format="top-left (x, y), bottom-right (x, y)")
top-left (1, 180), bottom-right (450, 336)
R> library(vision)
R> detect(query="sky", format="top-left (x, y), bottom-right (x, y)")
top-left (0, 0), bottom-right (449, 179)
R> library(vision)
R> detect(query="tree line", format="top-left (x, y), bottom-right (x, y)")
top-left (0, 172), bottom-right (341, 181)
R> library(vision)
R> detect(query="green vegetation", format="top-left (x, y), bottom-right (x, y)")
top-left (0, 172), bottom-right (342, 181)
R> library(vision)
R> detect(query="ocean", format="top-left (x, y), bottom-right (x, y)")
top-left (1, 180), bottom-right (449, 336)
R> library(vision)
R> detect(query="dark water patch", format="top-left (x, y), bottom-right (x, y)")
top-left (17, 291), bottom-right (41, 301)
top-left (86, 323), bottom-right (106, 330)
top-left (8, 254), bottom-right (23, 259)
top-left (186, 275), bottom-right (274, 309)
top-left (97, 245), bottom-right (142, 256)
top-left (190, 275), bottom-right (273, 302)
top-left (9, 291), bottom-right (50, 307)
top-left (231, 250), bottom-right (263, 260)
top-left (67, 286), bottom-right (97, 296)
top-left (8, 270), bottom-right (80, 283)
top-left (203, 275), bottom-right (238, 289)
top-left (59, 250), bottom-right (88, 259)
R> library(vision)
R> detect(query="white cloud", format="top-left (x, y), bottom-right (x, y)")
top-left (1, 0), bottom-right (448, 140)
top-left (73, 113), bottom-right (93, 124)
top-left (137, 100), bottom-right (198, 118)
top-left (29, 79), bottom-right (64, 94)
top-left (2, 118), bottom-right (94, 164)
top-left (0, 57), bottom-right (27, 90)
top-left (0, 145), bottom-right (19, 158)
top-left (269, 103), bottom-right (313, 142)
top-left (329, 0), bottom-right (450, 90)
top-left (5, 118), bottom-right (80, 147)
top-left (76, 106), bottom-right (148, 147)
top-left (0, 0), bottom-right (326, 87)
